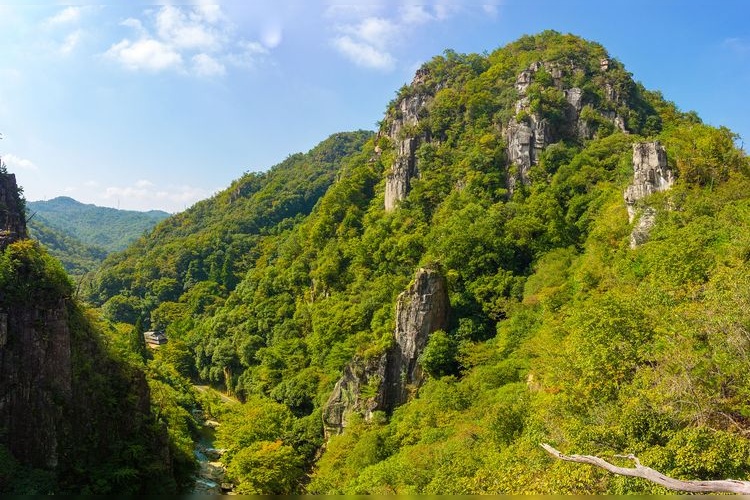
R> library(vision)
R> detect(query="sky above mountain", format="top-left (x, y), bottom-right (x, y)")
top-left (1, 0), bottom-right (748, 212)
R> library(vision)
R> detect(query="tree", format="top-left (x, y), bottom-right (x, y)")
top-left (130, 317), bottom-right (148, 361)
top-left (541, 443), bottom-right (750, 494)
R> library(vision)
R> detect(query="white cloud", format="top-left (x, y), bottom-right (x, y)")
top-left (105, 38), bottom-right (183, 72)
top-left (105, 5), bottom-right (271, 77)
top-left (347, 17), bottom-right (398, 48)
top-left (329, 1), bottom-right (472, 71)
top-left (332, 35), bottom-right (395, 70)
top-left (60, 30), bottom-right (82, 55)
top-left (2, 153), bottom-right (38, 171)
top-left (482, 3), bottom-right (501, 17)
top-left (399, 5), bottom-right (435, 25)
top-left (44, 6), bottom-right (81, 26)
top-left (155, 5), bottom-right (224, 52)
top-left (100, 181), bottom-right (210, 211)
top-left (192, 53), bottom-right (226, 77)
top-left (226, 41), bottom-right (268, 69)
top-left (121, 18), bottom-right (146, 35)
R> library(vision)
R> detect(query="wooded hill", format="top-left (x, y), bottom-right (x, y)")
top-left (26, 197), bottom-right (170, 277)
top-left (82, 31), bottom-right (750, 494)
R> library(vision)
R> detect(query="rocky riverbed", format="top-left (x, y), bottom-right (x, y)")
top-left (192, 410), bottom-right (232, 495)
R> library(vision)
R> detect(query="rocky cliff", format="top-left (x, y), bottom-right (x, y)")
top-left (505, 59), bottom-right (627, 191)
top-left (0, 169), bottom-right (176, 493)
top-left (323, 267), bottom-right (449, 436)
top-left (384, 69), bottom-right (432, 211)
top-left (0, 170), bottom-right (27, 249)
top-left (624, 141), bottom-right (674, 247)
top-left (383, 267), bottom-right (449, 411)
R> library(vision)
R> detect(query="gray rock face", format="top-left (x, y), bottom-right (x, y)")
top-left (506, 116), bottom-right (549, 190)
top-left (322, 267), bottom-right (449, 436)
top-left (322, 353), bottom-right (387, 437)
top-left (384, 72), bottom-right (432, 211)
top-left (0, 171), bottom-right (27, 250)
top-left (385, 137), bottom-right (419, 211)
top-left (384, 267), bottom-right (449, 411)
top-left (505, 61), bottom-right (629, 190)
top-left (624, 141), bottom-right (674, 247)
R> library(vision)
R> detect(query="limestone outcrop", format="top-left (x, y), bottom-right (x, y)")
top-left (322, 353), bottom-right (387, 437)
top-left (323, 267), bottom-right (449, 436)
top-left (384, 267), bottom-right (449, 411)
top-left (505, 61), bottom-right (628, 190)
top-left (384, 69), bottom-right (432, 211)
top-left (624, 141), bottom-right (674, 247)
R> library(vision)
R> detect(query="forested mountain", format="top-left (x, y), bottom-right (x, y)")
top-left (25, 197), bottom-right (170, 277)
top-left (26, 219), bottom-right (107, 278)
top-left (28, 196), bottom-right (169, 252)
top-left (78, 31), bottom-right (750, 493)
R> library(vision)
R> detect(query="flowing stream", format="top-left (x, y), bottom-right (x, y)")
top-left (191, 408), bottom-right (232, 494)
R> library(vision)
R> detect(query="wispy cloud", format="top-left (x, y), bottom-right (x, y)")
top-left (724, 37), bottom-right (750, 56)
top-left (44, 6), bottom-right (81, 26)
top-left (104, 5), bottom-right (273, 77)
top-left (40, 6), bottom-right (91, 56)
top-left (332, 35), bottom-right (395, 71)
top-left (99, 180), bottom-right (211, 212)
top-left (59, 30), bottom-right (83, 55)
top-left (106, 38), bottom-right (183, 72)
top-left (3, 153), bottom-right (38, 171)
top-left (327, 1), bottom-right (466, 71)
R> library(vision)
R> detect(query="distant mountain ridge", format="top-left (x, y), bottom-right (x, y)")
top-left (28, 196), bottom-right (170, 252)
top-left (26, 196), bottom-right (170, 276)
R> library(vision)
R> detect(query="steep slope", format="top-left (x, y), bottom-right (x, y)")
top-left (90, 31), bottom-right (750, 494)
top-left (26, 218), bottom-right (107, 277)
top-left (27, 197), bottom-right (169, 253)
top-left (0, 169), bottom-right (185, 494)
top-left (89, 130), bottom-right (372, 325)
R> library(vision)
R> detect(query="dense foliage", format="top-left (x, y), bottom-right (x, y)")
top-left (88, 130), bottom-right (373, 324)
top-left (27, 218), bottom-right (107, 278)
top-left (25, 197), bottom-right (168, 278)
top-left (88, 31), bottom-right (750, 494)
top-left (27, 197), bottom-right (169, 253)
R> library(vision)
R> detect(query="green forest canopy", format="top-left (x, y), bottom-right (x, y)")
top-left (77, 31), bottom-right (750, 494)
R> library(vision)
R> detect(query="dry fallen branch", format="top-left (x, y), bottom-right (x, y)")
top-left (540, 443), bottom-right (750, 494)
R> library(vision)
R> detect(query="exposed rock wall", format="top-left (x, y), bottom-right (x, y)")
top-left (624, 141), bottom-right (674, 247)
top-left (0, 168), bottom-right (175, 490)
top-left (505, 61), bottom-right (628, 191)
top-left (383, 267), bottom-right (449, 412)
top-left (0, 299), bottom-right (72, 468)
top-left (384, 70), bottom-right (432, 211)
top-left (323, 267), bottom-right (449, 436)
top-left (0, 171), bottom-right (27, 250)
top-left (322, 353), bottom-right (387, 437)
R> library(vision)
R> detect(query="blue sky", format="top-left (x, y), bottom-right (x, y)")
top-left (1, 0), bottom-right (748, 212)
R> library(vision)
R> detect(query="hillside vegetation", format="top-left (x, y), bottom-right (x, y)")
top-left (89, 31), bottom-right (750, 494)
top-left (26, 197), bottom-right (169, 277)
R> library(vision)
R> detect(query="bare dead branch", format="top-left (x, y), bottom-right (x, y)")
top-left (540, 443), bottom-right (750, 494)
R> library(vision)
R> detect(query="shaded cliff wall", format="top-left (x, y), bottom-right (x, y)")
top-left (0, 171), bottom-right (27, 250)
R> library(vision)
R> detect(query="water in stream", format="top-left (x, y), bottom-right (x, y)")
top-left (192, 410), bottom-right (232, 494)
